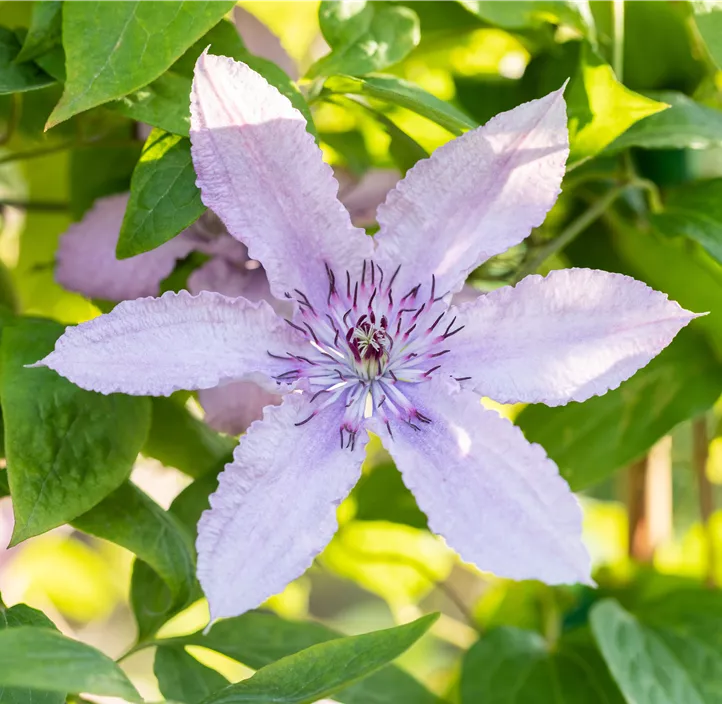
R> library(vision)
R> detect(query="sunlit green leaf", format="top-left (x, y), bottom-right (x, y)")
top-left (155, 646), bottom-right (229, 704)
top-left (607, 91), bottom-right (722, 152)
top-left (48, 1), bottom-right (236, 127)
top-left (199, 615), bottom-right (438, 704)
top-left (117, 128), bottom-right (204, 259)
top-left (173, 611), bottom-right (443, 704)
top-left (323, 74), bottom-right (476, 136)
top-left (459, 0), bottom-right (594, 36)
top-left (73, 482), bottom-right (196, 612)
top-left (0, 627), bottom-right (140, 702)
top-left (567, 45), bottom-right (668, 162)
top-left (0, 602), bottom-right (64, 704)
top-left (15, 1), bottom-right (61, 63)
top-left (308, 1), bottom-right (420, 79)
top-left (130, 473), bottom-right (217, 640)
top-left (517, 328), bottom-right (722, 491)
top-left (591, 598), bottom-right (722, 704)
top-left (112, 19), bottom-right (314, 138)
top-left (651, 178), bottom-right (722, 265)
top-left (321, 520), bottom-right (453, 606)
top-left (0, 27), bottom-right (54, 94)
top-left (1, 318), bottom-right (151, 544)
top-left (461, 627), bottom-right (623, 703)
top-left (143, 396), bottom-right (235, 479)
top-left (693, 1), bottom-right (722, 69)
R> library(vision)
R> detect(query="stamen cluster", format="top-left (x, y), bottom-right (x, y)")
top-left (268, 261), bottom-right (468, 448)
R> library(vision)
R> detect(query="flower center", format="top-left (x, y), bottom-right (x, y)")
top-left (269, 260), bottom-right (468, 448)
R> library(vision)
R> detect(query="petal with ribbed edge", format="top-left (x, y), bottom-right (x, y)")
top-left (198, 392), bottom-right (367, 620)
top-left (373, 88), bottom-right (568, 297)
top-left (445, 268), bottom-right (700, 406)
top-left (55, 194), bottom-right (195, 301)
top-left (370, 377), bottom-right (591, 585)
top-left (32, 290), bottom-right (307, 396)
top-left (190, 52), bottom-right (373, 306)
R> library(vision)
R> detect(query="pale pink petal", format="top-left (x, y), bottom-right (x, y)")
top-left (450, 283), bottom-right (481, 307)
top-left (187, 257), bottom-right (293, 317)
top-left (185, 213), bottom-right (251, 265)
top-left (338, 168), bottom-right (400, 228)
top-left (233, 6), bottom-right (299, 80)
top-left (190, 52), bottom-right (373, 306)
top-left (370, 377), bottom-right (591, 585)
top-left (33, 290), bottom-right (307, 396)
top-left (446, 268), bottom-right (700, 406)
top-left (373, 88), bottom-right (568, 297)
top-left (198, 393), bottom-right (367, 620)
top-left (55, 194), bottom-right (195, 301)
top-left (198, 382), bottom-right (281, 435)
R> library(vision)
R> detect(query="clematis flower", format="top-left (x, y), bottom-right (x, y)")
top-left (35, 53), bottom-right (698, 621)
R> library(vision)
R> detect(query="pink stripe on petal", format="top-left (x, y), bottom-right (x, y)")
top-left (33, 290), bottom-right (307, 396)
top-left (197, 393), bottom-right (366, 621)
top-left (55, 194), bottom-right (196, 301)
top-left (190, 52), bottom-right (373, 308)
top-left (446, 268), bottom-right (700, 406)
top-left (371, 377), bottom-right (591, 585)
top-left (374, 88), bottom-right (568, 297)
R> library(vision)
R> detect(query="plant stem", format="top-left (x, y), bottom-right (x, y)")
top-left (1, 199), bottom-right (68, 212)
top-left (692, 417), bottom-right (716, 587)
top-left (612, 0), bottom-right (625, 82)
top-left (0, 95), bottom-right (19, 147)
top-left (0, 138), bottom-right (137, 166)
top-left (511, 184), bottom-right (627, 283)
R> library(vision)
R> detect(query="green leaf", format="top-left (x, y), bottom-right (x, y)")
top-left (567, 45), bottom-right (668, 163)
top-left (117, 128), bottom-right (205, 259)
top-left (459, 1), bottom-right (593, 36)
top-left (323, 74), bottom-right (477, 136)
top-left (143, 396), bottom-right (236, 478)
top-left (693, 1), bottom-right (722, 69)
top-left (174, 610), bottom-right (443, 704)
top-left (199, 614), bottom-right (438, 704)
top-left (1, 318), bottom-right (151, 544)
top-left (0, 27), bottom-right (54, 94)
top-left (15, 1), bottom-right (62, 63)
top-left (47, 0), bottom-right (236, 127)
top-left (111, 71), bottom-right (194, 137)
top-left (651, 178), bottom-right (722, 265)
top-left (0, 627), bottom-right (140, 702)
top-left (612, 222), bottom-right (722, 358)
top-left (69, 121), bottom-right (142, 220)
top-left (72, 481), bottom-right (196, 611)
top-left (308, 2), bottom-right (420, 79)
top-left (607, 91), bottom-right (722, 152)
top-left (111, 19), bottom-right (315, 138)
top-left (516, 327), bottom-right (722, 491)
top-left (129, 473), bottom-right (217, 640)
top-left (591, 599), bottom-right (718, 704)
top-left (0, 602), bottom-right (64, 704)
top-left (352, 461), bottom-right (427, 529)
top-left (460, 627), bottom-right (623, 703)
top-left (155, 646), bottom-right (229, 704)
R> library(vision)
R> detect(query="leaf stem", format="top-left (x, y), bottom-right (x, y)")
top-left (692, 417), bottom-right (716, 587)
top-left (0, 95), bottom-right (19, 147)
top-left (0, 138), bottom-right (138, 166)
top-left (512, 184), bottom-right (627, 283)
top-left (612, 0), bottom-right (625, 82)
top-left (0, 199), bottom-right (69, 212)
